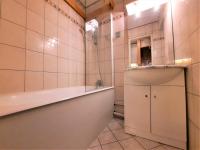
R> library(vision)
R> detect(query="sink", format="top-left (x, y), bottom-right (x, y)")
top-left (125, 65), bottom-right (184, 85)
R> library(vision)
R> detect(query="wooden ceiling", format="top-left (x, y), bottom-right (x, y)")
top-left (64, 0), bottom-right (115, 20)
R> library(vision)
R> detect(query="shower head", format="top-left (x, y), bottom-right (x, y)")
top-left (92, 29), bottom-right (98, 45)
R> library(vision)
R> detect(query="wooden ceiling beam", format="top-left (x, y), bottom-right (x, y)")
top-left (86, 0), bottom-right (115, 21)
top-left (64, 0), bottom-right (86, 19)
top-left (86, 4), bottom-right (111, 21)
top-left (109, 0), bottom-right (115, 9)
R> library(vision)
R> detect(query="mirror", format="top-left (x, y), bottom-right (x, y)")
top-left (127, 0), bottom-right (175, 67)
top-left (129, 36), bottom-right (152, 66)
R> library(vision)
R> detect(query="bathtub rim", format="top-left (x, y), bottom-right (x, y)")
top-left (0, 86), bottom-right (114, 118)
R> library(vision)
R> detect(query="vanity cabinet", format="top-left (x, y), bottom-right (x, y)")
top-left (124, 67), bottom-right (186, 149)
top-left (125, 85), bottom-right (150, 133)
top-left (151, 86), bottom-right (186, 142)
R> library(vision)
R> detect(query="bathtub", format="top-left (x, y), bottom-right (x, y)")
top-left (0, 86), bottom-right (114, 149)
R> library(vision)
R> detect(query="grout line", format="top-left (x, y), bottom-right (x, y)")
top-left (0, 69), bottom-right (70, 74)
top-left (188, 119), bottom-right (200, 130)
top-left (150, 145), bottom-right (167, 150)
top-left (97, 137), bottom-right (103, 150)
top-left (13, 0), bottom-right (26, 8)
top-left (134, 137), bottom-right (149, 150)
top-left (43, 0), bottom-right (46, 90)
top-left (0, 43), bottom-right (26, 50)
top-left (187, 91), bottom-right (200, 97)
top-left (0, 41), bottom-right (85, 63)
top-left (0, 17), bottom-right (27, 29)
top-left (56, 0), bottom-right (59, 88)
top-left (24, 0), bottom-right (28, 92)
top-left (107, 124), bottom-right (124, 150)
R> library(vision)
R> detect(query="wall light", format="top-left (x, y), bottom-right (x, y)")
top-left (130, 63), bottom-right (139, 68)
top-left (175, 58), bottom-right (192, 65)
top-left (126, 0), bottom-right (168, 16)
top-left (86, 19), bottom-right (98, 32)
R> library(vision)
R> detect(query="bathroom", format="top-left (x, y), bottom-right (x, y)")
top-left (0, 0), bottom-right (199, 149)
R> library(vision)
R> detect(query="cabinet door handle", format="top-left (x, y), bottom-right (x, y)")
top-left (145, 94), bottom-right (148, 98)
top-left (154, 95), bottom-right (157, 99)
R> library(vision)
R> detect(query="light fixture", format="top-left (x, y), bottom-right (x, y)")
top-left (86, 19), bottom-right (98, 32)
top-left (175, 58), bottom-right (192, 65)
top-left (126, 0), bottom-right (168, 16)
top-left (130, 63), bottom-right (138, 68)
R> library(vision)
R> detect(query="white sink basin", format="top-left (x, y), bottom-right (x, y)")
top-left (125, 66), bottom-right (184, 85)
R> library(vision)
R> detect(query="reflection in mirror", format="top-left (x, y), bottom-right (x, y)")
top-left (126, 0), bottom-right (175, 67)
top-left (129, 36), bottom-right (152, 66)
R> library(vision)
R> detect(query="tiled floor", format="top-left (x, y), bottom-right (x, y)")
top-left (88, 118), bottom-right (182, 150)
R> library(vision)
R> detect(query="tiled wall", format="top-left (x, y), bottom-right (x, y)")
top-left (112, 12), bottom-right (127, 114)
top-left (171, 0), bottom-right (200, 149)
top-left (0, 0), bottom-right (85, 94)
top-left (86, 15), bottom-right (112, 89)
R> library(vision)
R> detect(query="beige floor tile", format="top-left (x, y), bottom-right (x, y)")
top-left (102, 142), bottom-right (123, 150)
top-left (112, 129), bottom-right (133, 141)
top-left (135, 136), bottom-right (161, 149)
top-left (88, 146), bottom-right (102, 150)
top-left (89, 138), bottom-right (100, 148)
top-left (102, 127), bottom-right (110, 133)
top-left (120, 138), bottom-right (145, 150)
top-left (108, 120), bottom-right (123, 131)
top-left (98, 131), bottom-right (117, 145)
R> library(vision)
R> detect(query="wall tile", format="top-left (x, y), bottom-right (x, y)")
top-left (115, 86), bottom-right (124, 100)
top-left (115, 73), bottom-right (124, 86)
top-left (45, 20), bottom-right (57, 38)
top-left (192, 63), bottom-right (200, 96)
top-left (58, 58), bottom-right (68, 73)
top-left (26, 30), bottom-right (44, 52)
top-left (27, 10), bottom-right (44, 34)
top-left (15, 0), bottom-right (27, 7)
top-left (188, 94), bottom-right (200, 128)
top-left (45, 4), bottom-right (58, 25)
top-left (58, 13), bottom-right (68, 30)
top-left (0, 0), bottom-right (85, 94)
top-left (189, 121), bottom-right (200, 150)
top-left (58, 73), bottom-right (69, 88)
top-left (25, 71), bottom-right (43, 91)
top-left (0, 19), bottom-right (26, 48)
top-left (0, 70), bottom-right (24, 94)
top-left (0, 44), bottom-right (25, 70)
top-left (26, 50), bottom-right (43, 71)
top-left (44, 72), bottom-right (57, 89)
top-left (69, 73), bottom-right (77, 86)
top-left (114, 44), bottom-right (124, 59)
top-left (27, 0), bottom-right (45, 17)
top-left (44, 54), bottom-right (57, 72)
top-left (44, 37), bottom-right (58, 56)
top-left (1, 0), bottom-right (26, 26)
top-left (58, 42), bottom-right (68, 59)
top-left (114, 59), bottom-right (124, 73)
top-left (58, 27), bottom-right (68, 44)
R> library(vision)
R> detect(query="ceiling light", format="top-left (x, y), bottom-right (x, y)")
top-left (126, 0), bottom-right (168, 16)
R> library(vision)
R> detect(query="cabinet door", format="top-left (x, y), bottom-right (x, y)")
top-left (124, 85), bottom-right (150, 132)
top-left (151, 86), bottom-right (186, 141)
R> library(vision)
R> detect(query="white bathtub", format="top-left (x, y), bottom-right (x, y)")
top-left (0, 86), bottom-right (112, 117)
top-left (0, 86), bottom-right (114, 149)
